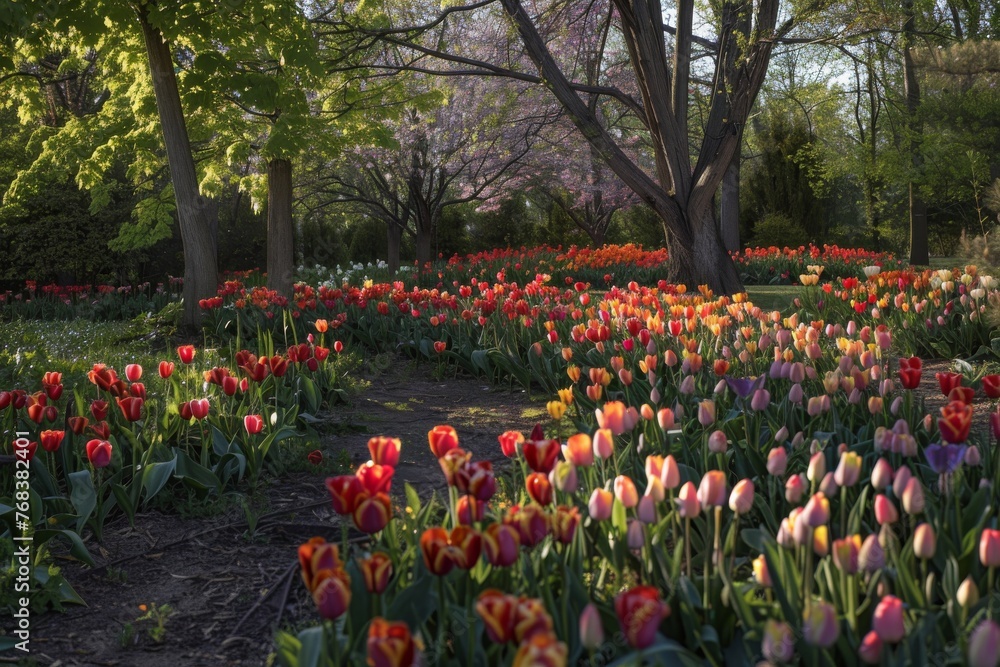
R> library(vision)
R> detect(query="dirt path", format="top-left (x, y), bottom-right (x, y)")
top-left (23, 362), bottom-right (544, 667)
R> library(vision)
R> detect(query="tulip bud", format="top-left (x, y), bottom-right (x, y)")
top-left (834, 451), bottom-right (861, 487)
top-left (807, 451), bottom-right (826, 483)
top-left (859, 631), bottom-right (883, 664)
top-left (753, 554), bottom-right (771, 587)
top-left (589, 489), bottom-right (613, 521)
top-left (762, 620), bottom-right (794, 662)
top-left (614, 475), bottom-right (639, 508)
top-left (697, 399), bottom-right (715, 425)
top-left (729, 479), bottom-right (754, 515)
top-left (966, 445), bottom-right (982, 467)
top-left (626, 520), bottom-right (645, 550)
top-left (579, 603), bottom-right (604, 650)
top-left (958, 576), bottom-right (980, 609)
top-left (871, 458), bottom-right (893, 489)
top-left (661, 455), bottom-right (680, 489)
top-left (980, 529), bottom-right (1000, 567)
top-left (913, 523), bottom-right (936, 560)
top-left (802, 600), bottom-right (839, 648)
top-left (859, 534), bottom-right (885, 573)
top-left (874, 494), bottom-right (899, 525)
top-left (708, 430), bottom-right (728, 454)
top-left (819, 472), bottom-right (838, 498)
top-left (774, 426), bottom-right (789, 444)
top-left (767, 446), bottom-right (788, 476)
top-left (892, 466), bottom-right (912, 498)
top-left (902, 478), bottom-right (925, 515)
top-left (676, 481), bottom-right (700, 518)
top-left (969, 619), bottom-right (1000, 667)
top-left (802, 492), bottom-right (830, 526)
top-left (785, 473), bottom-right (806, 504)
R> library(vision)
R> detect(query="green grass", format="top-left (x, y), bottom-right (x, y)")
top-left (745, 285), bottom-right (803, 313)
top-left (0, 318), bottom-right (171, 388)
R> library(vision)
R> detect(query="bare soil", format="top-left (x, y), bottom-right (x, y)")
top-left (17, 362), bottom-right (544, 667)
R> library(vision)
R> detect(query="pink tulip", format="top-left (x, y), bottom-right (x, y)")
top-left (872, 595), bottom-right (905, 643)
top-left (874, 495), bottom-right (898, 525)
top-left (676, 482), bottom-right (700, 518)
top-left (588, 489), bottom-right (613, 521)
top-left (859, 631), bottom-right (883, 664)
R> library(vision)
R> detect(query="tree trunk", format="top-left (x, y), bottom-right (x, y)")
top-left (386, 222), bottom-right (402, 275)
top-left (415, 228), bottom-right (432, 269)
top-left (664, 205), bottom-right (743, 294)
top-left (266, 158), bottom-right (294, 298)
top-left (719, 156), bottom-right (741, 252)
top-left (904, 1), bottom-right (929, 265)
top-left (137, 6), bottom-right (217, 328)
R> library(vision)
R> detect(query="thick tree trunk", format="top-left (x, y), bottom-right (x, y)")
top-left (266, 158), bottom-right (294, 298)
top-left (904, 1), bottom-right (929, 265)
top-left (386, 222), bottom-right (402, 275)
top-left (137, 7), bottom-right (218, 328)
top-left (415, 228), bottom-right (432, 269)
top-left (664, 205), bottom-right (743, 294)
top-left (719, 157), bottom-right (741, 252)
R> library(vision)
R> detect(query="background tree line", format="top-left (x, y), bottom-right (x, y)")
top-left (1, 0), bottom-right (999, 321)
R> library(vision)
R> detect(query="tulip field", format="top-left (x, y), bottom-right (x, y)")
top-left (5, 245), bottom-right (1000, 666)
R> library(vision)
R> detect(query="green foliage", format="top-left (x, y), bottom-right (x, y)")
top-left (749, 213), bottom-right (811, 249)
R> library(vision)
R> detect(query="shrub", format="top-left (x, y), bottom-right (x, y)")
top-left (750, 212), bottom-right (810, 248)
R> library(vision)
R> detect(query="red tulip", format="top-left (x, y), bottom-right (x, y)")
top-left (551, 505), bottom-right (580, 544)
top-left (87, 364), bottom-right (118, 391)
top-left (313, 346), bottom-right (330, 362)
top-left (298, 536), bottom-right (341, 590)
top-left (221, 375), bottom-right (238, 396)
top-left (39, 430), bottom-right (64, 453)
top-left (67, 416), bottom-right (89, 435)
top-left (449, 525), bottom-right (482, 570)
top-left (420, 527), bottom-right (458, 576)
top-left (522, 437), bottom-right (560, 473)
top-left (357, 462), bottom-right (394, 495)
top-left (526, 472), bottom-right (554, 505)
top-left (615, 585), bottom-right (670, 649)
top-left (438, 447), bottom-right (472, 486)
top-left (189, 398), bottom-right (210, 421)
top-left (306, 450), bottom-right (323, 465)
top-left (243, 414), bottom-right (264, 435)
top-left (504, 504), bottom-right (549, 547)
top-left (89, 421), bottom-right (110, 440)
top-left (125, 364), bottom-right (143, 382)
top-left (177, 345), bottom-right (196, 364)
top-left (158, 361), bottom-right (175, 379)
top-left (456, 496), bottom-right (487, 524)
top-left (366, 617), bottom-right (417, 667)
top-left (129, 382), bottom-right (146, 400)
top-left (939, 400), bottom-right (972, 444)
top-left (358, 552), bottom-right (393, 594)
top-left (326, 475), bottom-right (364, 515)
top-left (268, 355), bottom-right (288, 377)
top-left (12, 438), bottom-right (37, 462)
top-left (311, 568), bottom-right (351, 620)
top-left (898, 356), bottom-right (921, 390)
top-left (368, 436), bottom-right (401, 468)
top-left (117, 396), bottom-right (143, 422)
top-left (936, 371), bottom-right (963, 397)
top-left (86, 439), bottom-right (113, 468)
top-left (984, 375), bottom-right (1000, 399)
top-left (455, 460), bottom-right (496, 501)
top-left (428, 424), bottom-right (459, 458)
top-left (333, 341), bottom-right (344, 355)
top-left (948, 386), bottom-right (976, 405)
top-left (352, 491), bottom-right (392, 533)
top-left (476, 590), bottom-right (518, 643)
top-left (512, 632), bottom-right (566, 667)
top-left (513, 597), bottom-right (555, 643)
top-left (0, 391), bottom-right (10, 410)
top-left (498, 430), bottom-right (524, 457)
top-left (26, 393), bottom-right (45, 423)
top-left (483, 523), bottom-right (520, 567)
